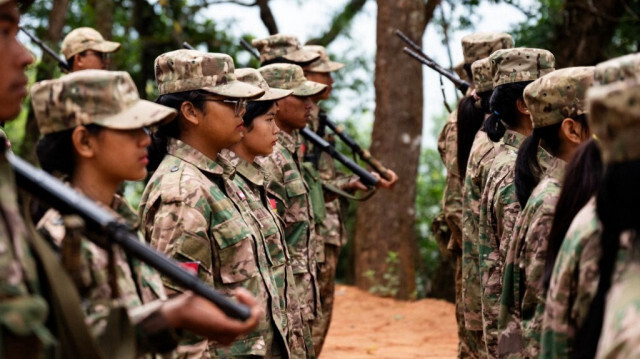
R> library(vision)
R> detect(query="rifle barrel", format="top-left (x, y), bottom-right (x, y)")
top-left (182, 42), bottom-right (195, 50)
top-left (240, 39), bottom-right (260, 60)
top-left (6, 151), bottom-right (251, 321)
top-left (19, 27), bottom-right (70, 72)
top-left (300, 128), bottom-right (378, 187)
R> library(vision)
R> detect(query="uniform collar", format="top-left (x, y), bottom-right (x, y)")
top-left (167, 137), bottom-right (223, 176)
top-left (502, 129), bottom-right (527, 149)
top-left (220, 149), bottom-right (266, 187)
top-left (278, 130), bottom-right (299, 154)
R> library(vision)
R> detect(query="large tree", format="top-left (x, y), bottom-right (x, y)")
top-left (354, 0), bottom-right (440, 299)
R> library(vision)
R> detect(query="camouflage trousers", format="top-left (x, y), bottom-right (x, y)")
top-left (456, 254), bottom-right (485, 358)
top-left (293, 271), bottom-right (319, 358)
top-left (311, 243), bottom-right (340, 356)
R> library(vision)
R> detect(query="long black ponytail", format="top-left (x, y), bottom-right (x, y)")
top-left (456, 91), bottom-right (492, 177)
top-left (483, 82), bottom-right (530, 142)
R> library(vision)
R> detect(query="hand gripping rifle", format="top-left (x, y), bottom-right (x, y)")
top-left (394, 29), bottom-right (470, 95)
top-left (19, 26), bottom-right (70, 72)
top-left (4, 148), bottom-right (251, 321)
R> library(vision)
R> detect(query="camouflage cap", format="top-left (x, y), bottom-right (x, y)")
top-left (471, 57), bottom-right (493, 93)
top-left (303, 45), bottom-right (344, 73)
top-left (461, 32), bottom-right (513, 65)
top-left (235, 68), bottom-right (292, 101)
top-left (490, 48), bottom-right (555, 87)
top-left (252, 34), bottom-right (320, 64)
top-left (587, 77), bottom-right (640, 163)
top-left (258, 63), bottom-right (326, 97)
top-left (31, 70), bottom-right (176, 135)
top-left (61, 27), bottom-right (120, 60)
top-left (594, 52), bottom-right (640, 85)
top-left (524, 66), bottom-right (595, 128)
top-left (154, 50), bottom-right (264, 98)
top-left (454, 61), bottom-right (470, 83)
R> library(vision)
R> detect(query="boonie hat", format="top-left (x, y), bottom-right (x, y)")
top-left (471, 57), bottom-right (493, 93)
top-left (490, 48), bottom-right (555, 87)
top-left (258, 64), bottom-right (326, 97)
top-left (252, 34), bottom-right (320, 64)
top-left (594, 52), bottom-right (640, 85)
top-left (61, 27), bottom-right (120, 60)
top-left (461, 32), bottom-right (513, 65)
top-left (154, 50), bottom-right (264, 98)
top-left (31, 70), bottom-right (176, 135)
top-left (235, 68), bottom-right (292, 101)
top-left (304, 45), bottom-right (344, 73)
top-left (454, 61), bottom-right (470, 83)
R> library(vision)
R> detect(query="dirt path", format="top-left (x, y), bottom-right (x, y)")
top-left (321, 285), bottom-right (458, 359)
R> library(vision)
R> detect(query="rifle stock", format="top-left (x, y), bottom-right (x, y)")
top-left (5, 150), bottom-right (251, 321)
top-left (19, 27), bottom-right (70, 72)
top-left (300, 128), bottom-right (378, 187)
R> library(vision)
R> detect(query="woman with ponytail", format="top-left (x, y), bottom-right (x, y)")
top-left (500, 67), bottom-right (595, 357)
top-left (474, 47), bottom-right (555, 357)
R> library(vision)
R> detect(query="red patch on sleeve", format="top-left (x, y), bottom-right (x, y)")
top-left (180, 262), bottom-right (199, 275)
top-left (300, 144), bottom-right (306, 155)
top-left (269, 198), bottom-right (277, 212)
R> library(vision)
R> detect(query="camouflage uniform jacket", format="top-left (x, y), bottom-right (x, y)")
top-left (461, 128), bottom-right (496, 332)
top-left (37, 194), bottom-right (175, 356)
top-left (595, 234), bottom-right (640, 359)
top-left (0, 133), bottom-right (55, 356)
top-left (437, 110), bottom-right (463, 252)
top-left (499, 152), bottom-right (563, 358)
top-left (477, 129), bottom-right (526, 356)
top-left (540, 198), bottom-right (601, 359)
top-left (220, 149), bottom-right (311, 358)
top-left (139, 138), bottom-right (279, 357)
top-left (258, 130), bottom-right (320, 323)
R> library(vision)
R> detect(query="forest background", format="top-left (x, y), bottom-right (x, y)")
top-left (6, 0), bottom-right (639, 301)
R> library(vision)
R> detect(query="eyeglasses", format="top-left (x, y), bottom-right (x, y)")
top-left (203, 98), bottom-right (247, 117)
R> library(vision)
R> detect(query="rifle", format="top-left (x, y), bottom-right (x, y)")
top-left (394, 29), bottom-right (470, 94)
top-left (19, 26), bottom-right (70, 72)
top-left (240, 39), bottom-right (261, 60)
top-left (300, 128), bottom-right (378, 187)
top-left (182, 42), bottom-right (195, 50)
top-left (4, 149), bottom-right (251, 321)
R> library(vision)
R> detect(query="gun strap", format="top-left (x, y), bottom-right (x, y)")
top-left (322, 183), bottom-right (376, 202)
top-left (22, 200), bottom-right (136, 359)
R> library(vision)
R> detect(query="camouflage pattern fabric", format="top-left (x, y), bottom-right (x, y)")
top-left (454, 61), bottom-right (470, 83)
top-left (235, 68), bottom-right (292, 101)
top-left (258, 64), bottom-right (326, 97)
top-left (303, 45), bottom-right (344, 73)
top-left (472, 57), bottom-right (493, 94)
top-left (139, 138), bottom-right (280, 357)
top-left (221, 149), bottom-right (312, 358)
top-left (490, 48), bottom-right (555, 87)
top-left (252, 34), bottom-right (320, 64)
top-left (540, 198), bottom-right (601, 359)
top-left (257, 130), bottom-right (321, 329)
top-left (500, 155), bottom-right (565, 358)
top-left (594, 52), bottom-right (640, 85)
top-left (523, 67), bottom-right (595, 128)
top-left (37, 194), bottom-right (176, 356)
top-left (461, 129), bottom-right (496, 356)
top-left (61, 27), bottom-right (120, 59)
top-left (0, 132), bottom-right (55, 357)
top-left (587, 78), bottom-right (640, 164)
top-left (461, 32), bottom-right (513, 65)
top-left (31, 70), bottom-right (176, 135)
top-left (477, 130), bottom-right (528, 357)
top-left (154, 50), bottom-right (264, 98)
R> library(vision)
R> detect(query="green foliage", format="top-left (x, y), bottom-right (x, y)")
top-left (362, 250), bottom-right (401, 297)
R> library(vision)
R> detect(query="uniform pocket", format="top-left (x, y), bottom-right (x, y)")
top-left (211, 216), bottom-right (258, 284)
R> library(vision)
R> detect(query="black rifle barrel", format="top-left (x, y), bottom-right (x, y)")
top-left (394, 29), bottom-right (470, 94)
top-left (240, 39), bottom-right (261, 60)
top-left (6, 151), bottom-right (251, 321)
top-left (19, 26), bottom-right (70, 72)
top-left (300, 128), bottom-right (378, 187)
top-left (182, 42), bottom-right (195, 50)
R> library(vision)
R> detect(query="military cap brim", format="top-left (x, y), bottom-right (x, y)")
top-left (281, 49), bottom-right (320, 64)
top-left (256, 87), bottom-right (292, 102)
top-left (201, 80), bottom-right (266, 100)
top-left (291, 80), bottom-right (326, 97)
top-left (88, 40), bottom-right (121, 55)
top-left (307, 60), bottom-right (344, 73)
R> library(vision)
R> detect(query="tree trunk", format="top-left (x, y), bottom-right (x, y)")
top-left (353, 0), bottom-right (428, 299)
top-left (550, 0), bottom-right (625, 66)
top-left (89, 0), bottom-right (115, 40)
top-left (18, 0), bottom-right (69, 163)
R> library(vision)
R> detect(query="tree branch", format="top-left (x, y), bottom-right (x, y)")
top-left (256, 0), bottom-right (278, 34)
top-left (423, 0), bottom-right (442, 32)
top-left (306, 0), bottom-right (368, 46)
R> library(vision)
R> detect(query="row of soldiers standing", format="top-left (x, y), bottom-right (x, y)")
top-left (0, 0), bottom-right (398, 358)
top-left (436, 30), bottom-right (640, 358)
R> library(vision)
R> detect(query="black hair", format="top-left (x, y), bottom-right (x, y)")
top-left (573, 160), bottom-right (640, 359)
top-left (36, 124), bottom-right (103, 177)
top-left (261, 57), bottom-right (314, 67)
top-left (483, 81), bottom-right (531, 142)
top-left (456, 91), bottom-right (492, 177)
top-left (243, 100), bottom-right (276, 129)
top-left (514, 114), bottom-right (588, 207)
top-left (148, 90), bottom-right (208, 171)
top-left (543, 139), bottom-right (603, 291)
top-left (67, 55), bottom-right (75, 69)
top-left (463, 63), bottom-right (473, 83)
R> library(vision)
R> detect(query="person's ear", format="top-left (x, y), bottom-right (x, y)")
top-left (560, 118), bottom-right (585, 145)
top-left (71, 126), bottom-right (97, 159)
top-left (180, 101), bottom-right (202, 127)
top-left (516, 98), bottom-right (530, 115)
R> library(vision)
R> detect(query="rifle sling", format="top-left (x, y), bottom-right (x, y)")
top-left (322, 183), bottom-right (376, 202)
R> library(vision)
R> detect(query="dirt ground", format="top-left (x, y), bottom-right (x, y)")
top-left (321, 285), bottom-right (458, 358)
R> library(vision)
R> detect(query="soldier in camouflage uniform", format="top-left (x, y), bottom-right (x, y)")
top-left (500, 67), bottom-right (595, 358)
top-left (30, 69), bottom-right (264, 357)
top-left (540, 53), bottom-right (640, 359)
top-left (477, 48), bottom-right (555, 357)
top-left (455, 32), bottom-right (513, 358)
top-left (61, 27), bottom-right (120, 72)
top-left (139, 50), bottom-right (290, 358)
top-left (256, 63), bottom-right (327, 345)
